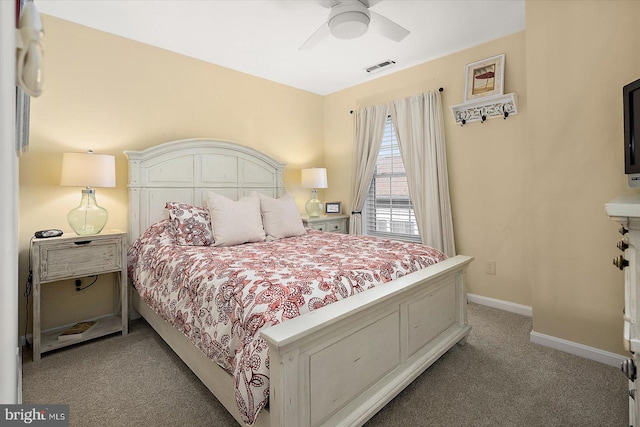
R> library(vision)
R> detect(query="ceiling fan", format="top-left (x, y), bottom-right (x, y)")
top-left (300, 0), bottom-right (410, 50)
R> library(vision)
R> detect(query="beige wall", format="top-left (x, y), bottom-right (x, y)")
top-left (20, 16), bottom-right (324, 331)
top-left (526, 0), bottom-right (640, 354)
top-left (324, 0), bottom-right (640, 356)
top-left (324, 31), bottom-right (530, 308)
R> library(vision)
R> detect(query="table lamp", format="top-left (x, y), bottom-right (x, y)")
top-left (301, 168), bottom-right (327, 217)
top-left (60, 151), bottom-right (115, 235)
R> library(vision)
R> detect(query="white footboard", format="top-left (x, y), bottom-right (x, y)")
top-left (261, 255), bottom-right (473, 427)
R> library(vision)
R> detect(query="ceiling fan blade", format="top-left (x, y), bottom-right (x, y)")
top-left (300, 22), bottom-right (331, 50)
top-left (363, 0), bottom-right (384, 7)
top-left (319, 0), bottom-right (339, 8)
top-left (369, 11), bottom-right (410, 42)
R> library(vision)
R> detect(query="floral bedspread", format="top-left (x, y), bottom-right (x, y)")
top-left (127, 220), bottom-right (447, 425)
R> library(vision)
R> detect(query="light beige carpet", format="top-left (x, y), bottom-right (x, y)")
top-left (22, 303), bottom-right (628, 426)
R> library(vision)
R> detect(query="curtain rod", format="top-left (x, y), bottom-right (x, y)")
top-left (349, 87), bottom-right (444, 114)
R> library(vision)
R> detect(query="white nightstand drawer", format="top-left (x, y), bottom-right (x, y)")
top-left (36, 236), bottom-right (123, 282)
top-left (309, 223), bottom-right (326, 232)
top-left (302, 215), bottom-right (349, 234)
top-left (324, 220), bottom-right (346, 233)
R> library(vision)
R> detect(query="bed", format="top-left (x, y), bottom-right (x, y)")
top-left (125, 138), bottom-right (473, 427)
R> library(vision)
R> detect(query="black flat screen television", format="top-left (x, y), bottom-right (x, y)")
top-left (624, 77), bottom-right (640, 187)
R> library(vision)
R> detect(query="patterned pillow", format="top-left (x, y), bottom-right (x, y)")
top-left (165, 202), bottom-right (214, 246)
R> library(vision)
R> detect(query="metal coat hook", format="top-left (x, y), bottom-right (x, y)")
top-left (460, 119), bottom-right (466, 127)
top-left (503, 105), bottom-right (509, 120)
top-left (480, 115), bottom-right (487, 123)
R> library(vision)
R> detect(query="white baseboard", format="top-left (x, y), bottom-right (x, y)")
top-left (530, 331), bottom-right (627, 368)
top-left (467, 293), bottom-right (532, 317)
top-left (468, 293), bottom-right (627, 367)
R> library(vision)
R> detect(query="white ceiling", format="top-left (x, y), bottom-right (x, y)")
top-left (34, 0), bottom-right (525, 95)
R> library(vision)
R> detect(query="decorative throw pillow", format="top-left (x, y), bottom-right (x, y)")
top-left (206, 192), bottom-right (266, 247)
top-left (257, 192), bottom-right (306, 240)
top-left (165, 202), bottom-right (214, 246)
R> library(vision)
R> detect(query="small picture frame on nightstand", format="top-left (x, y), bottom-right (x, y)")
top-left (325, 201), bottom-right (341, 215)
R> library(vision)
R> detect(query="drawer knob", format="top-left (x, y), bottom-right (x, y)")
top-left (622, 358), bottom-right (636, 381)
top-left (617, 241), bottom-right (629, 251)
top-left (620, 226), bottom-right (629, 236)
top-left (613, 255), bottom-right (629, 270)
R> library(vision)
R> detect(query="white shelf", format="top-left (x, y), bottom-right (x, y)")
top-left (450, 92), bottom-right (518, 125)
top-left (40, 314), bottom-right (123, 353)
top-left (605, 194), bottom-right (640, 218)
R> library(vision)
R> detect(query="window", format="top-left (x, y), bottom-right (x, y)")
top-left (363, 117), bottom-right (420, 243)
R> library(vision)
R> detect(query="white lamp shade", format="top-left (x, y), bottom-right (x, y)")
top-left (60, 152), bottom-right (116, 188)
top-left (301, 168), bottom-right (328, 189)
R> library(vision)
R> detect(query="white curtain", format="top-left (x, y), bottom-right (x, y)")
top-left (389, 90), bottom-right (456, 256)
top-left (348, 103), bottom-right (389, 235)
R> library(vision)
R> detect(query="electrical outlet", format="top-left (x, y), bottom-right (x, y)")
top-left (485, 261), bottom-right (496, 275)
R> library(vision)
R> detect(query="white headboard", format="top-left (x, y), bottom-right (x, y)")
top-left (124, 138), bottom-right (286, 242)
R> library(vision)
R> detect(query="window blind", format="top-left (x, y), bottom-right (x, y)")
top-left (363, 117), bottom-right (420, 243)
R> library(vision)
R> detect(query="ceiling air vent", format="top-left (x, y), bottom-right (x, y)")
top-left (365, 60), bottom-right (396, 74)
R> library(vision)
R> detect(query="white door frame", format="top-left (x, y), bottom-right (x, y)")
top-left (0, 0), bottom-right (20, 404)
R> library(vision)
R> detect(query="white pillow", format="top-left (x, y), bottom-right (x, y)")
top-left (207, 192), bottom-right (266, 247)
top-left (257, 192), bottom-right (306, 240)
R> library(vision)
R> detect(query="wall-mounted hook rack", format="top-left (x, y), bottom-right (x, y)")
top-left (450, 92), bottom-right (517, 126)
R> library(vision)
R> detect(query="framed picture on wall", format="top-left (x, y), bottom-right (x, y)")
top-left (325, 202), bottom-right (341, 215)
top-left (464, 54), bottom-right (505, 102)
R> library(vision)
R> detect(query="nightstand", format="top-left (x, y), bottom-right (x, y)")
top-left (302, 214), bottom-right (349, 234)
top-left (30, 229), bottom-right (128, 361)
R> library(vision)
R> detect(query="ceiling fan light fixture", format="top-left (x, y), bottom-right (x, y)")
top-left (329, 11), bottom-right (370, 39)
top-left (300, 0), bottom-right (409, 50)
